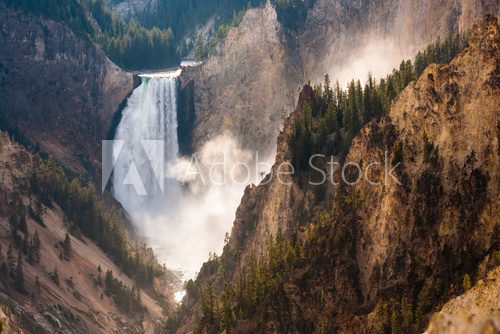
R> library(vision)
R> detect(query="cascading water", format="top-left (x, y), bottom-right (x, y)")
top-left (112, 70), bottom-right (182, 213)
top-left (109, 68), bottom-right (266, 289)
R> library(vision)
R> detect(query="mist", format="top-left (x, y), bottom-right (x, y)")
top-left (320, 34), bottom-right (416, 87)
top-left (129, 133), bottom-right (272, 274)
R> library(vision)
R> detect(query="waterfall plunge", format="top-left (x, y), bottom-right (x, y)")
top-left (112, 71), bottom-right (181, 213)
top-left (110, 69), bottom-right (266, 274)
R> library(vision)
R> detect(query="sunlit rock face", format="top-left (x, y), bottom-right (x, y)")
top-left (185, 2), bottom-right (301, 163)
top-left (185, 0), bottom-right (498, 163)
top-left (299, 0), bottom-right (500, 84)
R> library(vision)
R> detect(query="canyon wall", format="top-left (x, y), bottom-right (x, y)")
top-left (184, 0), bottom-right (499, 160)
top-left (178, 15), bottom-right (500, 333)
top-left (182, 2), bottom-right (301, 161)
top-left (300, 0), bottom-right (500, 83)
top-left (0, 4), bottom-right (135, 174)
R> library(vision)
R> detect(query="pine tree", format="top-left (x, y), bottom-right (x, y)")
top-left (34, 275), bottom-right (42, 297)
top-left (28, 230), bottom-right (41, 264)
top-left (105, 270), bottom-right (114, 296)
top-left (199, 280), bottom-right (218, 332)
top-left (133, 276), bottom-right (142, 306)
top-left (15, 252), bottom-right (24, 292)
top-left (322, 74), bottom-right (333, 106)
top-left (7, 245), bottom-right (15, 277)
top-left (463, 274), bottom-right (472, 291)
top-left (21, 232), bottom-right (29, 255)
top-left (97, 265), bottom-right (103, 286)
top-left (363, 82), bottom-right (372, 123)
top-left (18, 216), bottom-right (28, 235)
top-left (220, 283), bottom-right (234, 333)
top-left (345, 80), bottom-right (357, 137)
top-left (61, 233), bottom-right (72, 260)
top-left (326, 100), bottom-right (339, 133)
top-left (355, 79), bottom-right (364, 131)
top-left (51, 266), bottom-right (60, 286)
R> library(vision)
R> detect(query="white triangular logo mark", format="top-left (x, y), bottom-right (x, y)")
top-left (123, 161), bottom-right (147, 196)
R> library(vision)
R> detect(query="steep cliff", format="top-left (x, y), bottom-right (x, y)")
top-left (181, 2), bottom-right (301, 160)
top-left (176, 15), bottom-right (499, 333)
top-left (0, 3), bottom-right (135, 175)
top-left (183, 0), bottom-right (498, 161)
top-left (300, 0), bottom-right (500, 82)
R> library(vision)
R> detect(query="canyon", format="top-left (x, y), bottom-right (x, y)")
top-left (174, 14), bottom-right (500, 333)
top-left (0, 0), bottom-right (498, 333)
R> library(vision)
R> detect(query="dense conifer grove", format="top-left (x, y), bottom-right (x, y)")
top-left (3, 0), bottom-right (178, 70)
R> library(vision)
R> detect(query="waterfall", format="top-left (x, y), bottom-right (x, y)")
top-left (108, 69), bottom-right (257, 275)
top-left (112, 70), bottom-right (181, 213)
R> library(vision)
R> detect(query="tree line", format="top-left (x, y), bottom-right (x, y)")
top-left (0, 203), bottom-right (42, 294)
top-left (288, 31), bottom-right (469, 170)
top-left (167, 228), bottom-right (300, 334)
top-left (30, 158), bottom-right (163, 287)
top-left (4, 0), bottom-right (178, 70)
top-left (104, 269), bottom-right (143, 315)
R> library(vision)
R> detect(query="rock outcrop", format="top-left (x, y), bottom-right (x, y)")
top-left (181, 2), bottom-right (301, 160)
top-left (0, 4), bottom-right (134, 175)
top-left (424, 266), bottom-right (500, 334)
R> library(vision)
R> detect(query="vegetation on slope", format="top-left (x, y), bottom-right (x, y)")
top-left (3, 0), bottom-right (178, 70)
top-left (29, 158), bottom-right (164, 287)
top-left (0, 134), bottom-right (172, 321)
top-left (111, 0), bottom-right (318, 60)
top-left (193, 9), bottom-right (246, 60)
top-left (2, 0), bottom-right (330, 66)
top-left (288, 31), bottom-right (469, 169)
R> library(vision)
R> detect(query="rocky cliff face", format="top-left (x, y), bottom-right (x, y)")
top-left (178, 15), bottom-right (499, 333)
top-left (184, 0), bottom-right (498, 161)
top-left (424, 266), bottom-right (500, 334)
top-left (181, 2), bottom-right (301, 160)
top-left (300, 0), bottom-right (500, 82)
top-left (0, 4), bottom-right (134, 175)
